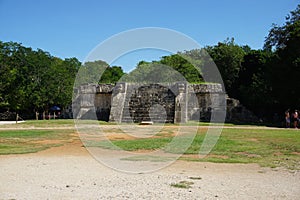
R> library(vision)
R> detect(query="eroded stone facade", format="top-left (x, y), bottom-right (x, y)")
top-left (73, 82), bottom-right (228, 123)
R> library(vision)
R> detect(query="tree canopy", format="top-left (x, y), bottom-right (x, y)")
top-left (264, 4), bottom-right (300, 111)
top-left (0, 41), bottom-right (81, 117)
top-left (121, 54), bottom-right (203, 83)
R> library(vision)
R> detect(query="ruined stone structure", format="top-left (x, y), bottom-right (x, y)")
top-left (73, 82), bottom-right (230, 123)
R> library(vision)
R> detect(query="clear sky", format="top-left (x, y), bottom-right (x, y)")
top-left (0, 0), bottom-right (298, 72)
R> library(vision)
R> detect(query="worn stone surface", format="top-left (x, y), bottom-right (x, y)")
top-left (226, 97), bottom-right (259, 123)
top-left (72, 82), bottom-right (257, 123)
top-left (175, 82), bottom-right (188, 123)
top-left (96, 84), bottom-right (114, 93)
top-left (109, 83), bottom-right (127, 123)
top-left (189, 83), bottom-right (223, 93)
top-left (125, 83), bottom-right (177, 123)
top-left (74, 82), bottom-right (224, 123)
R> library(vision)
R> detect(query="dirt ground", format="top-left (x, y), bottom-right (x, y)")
top-left (0, 137), bottom-right (300, 200)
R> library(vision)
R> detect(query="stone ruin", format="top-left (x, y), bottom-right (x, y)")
top-left (72, 82), bottom-right (258, 123)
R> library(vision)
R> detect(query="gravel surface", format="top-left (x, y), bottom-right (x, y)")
top-left (0, 142), bottom-right (299, 199)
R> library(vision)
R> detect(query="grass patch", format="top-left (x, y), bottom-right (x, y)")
top-left (0, 119), bottom-right (75, 128)
top-left (86, 137), bottom-right (173, 151)
top-left (1, 121), bottom-right (299, 170)
top-left (88, 127), bottom-right (300, 170)
top-left (0, 129), bottom-right (72, 140)
top-left (4, 119), bottom-right (269, 128)
top-left (170, 181), bottom-right (194, 189)
top-left (189, 176), bottom-right (202, 180)
top-left (0, 143), bottom-right (62, 154)
top-left (0, 129), bottom-right (74, 154)
top-left (183, 128), bottom-right (300, 169)
top-left (121, 155), bottom-right (175, 162)
top-left (0, 129), bottom-right (59, 138)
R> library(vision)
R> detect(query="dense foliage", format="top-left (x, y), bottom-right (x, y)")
top-left (0, 42), bottom-right (81, 117)
top-left (75, 60), bottom-right (125, 85)
top-left (240, 4), bottom-right (300, 119)
top-left (121, 55), bottom-right (203, 83)
top-left (179, 5), bottom-right (300, 120)
top-left (0, 44), bottom-right (126, 118)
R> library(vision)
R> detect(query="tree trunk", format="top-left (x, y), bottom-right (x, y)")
top-left (36, 112), bottom-right (39, 120)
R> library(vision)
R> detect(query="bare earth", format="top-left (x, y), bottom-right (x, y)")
top-left (0, 138), bottom-right (299, 199)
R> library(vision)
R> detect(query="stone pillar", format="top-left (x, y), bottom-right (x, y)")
top-left (210, 92), bottom-right (227, 123)
top-left (109, 82), bottom-right (127, 123)
top-left (76, 84), bottom-right (97, 120)
top-left (175, 82), bottom-right (188, 123)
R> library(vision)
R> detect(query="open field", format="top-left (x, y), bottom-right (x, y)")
top-left (0, 120), bottom-right (299, 169)
top-left (100, 128), bottom-right (300, 169)
top-left (0, 120), bottom-right (299, 199)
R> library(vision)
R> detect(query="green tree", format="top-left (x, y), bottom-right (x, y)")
top-left (122, 53), bottom-right (204, 83)
top-left (4, 43), bottom-right (32, 112)
top-left (0, 41), bottom-right (81, 117)
top-left (75, 60), bottom-right (125, 85)
top-left (205, 38), bottom-right (246, 97)
top-left (122, 61), bottom-right (186, 83)
top-left (264, 4), bottom-right (300, 110)
top-left (99, 66), bottom-right (125, 83)
top-left (237, 50), bottom-right (273, 117)
top-left (159, 54), bottom-right (203, 83)
top-left (76, 60), bottom-right (109, 85)
top-left (45, 57), bottom-right (80, 111)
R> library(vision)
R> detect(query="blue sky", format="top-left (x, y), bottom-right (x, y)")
top-left (0, 0), bottom-right (298, 72)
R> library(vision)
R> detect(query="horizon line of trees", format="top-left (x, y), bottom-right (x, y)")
top-left (0, 4), bottom-right (299, 121)
top-left (0, 41), bottom-right (81, 118)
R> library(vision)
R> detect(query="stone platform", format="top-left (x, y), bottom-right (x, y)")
top-left (73, 82), bottom-right (227, 123)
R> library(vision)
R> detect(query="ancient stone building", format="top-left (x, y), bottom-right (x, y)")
top-left (72, 82), bottom-right (229, 123)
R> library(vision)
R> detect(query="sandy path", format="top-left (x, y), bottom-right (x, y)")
top-left (0, 140), bottom-right (299, 200)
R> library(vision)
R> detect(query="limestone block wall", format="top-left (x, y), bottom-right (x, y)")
top-left (73, 84), bottom-right (113, 120)
top-left (74, 82), bottom-right (226, 123)
top-left (73, 84), bottom-right (97, 120)
top-left (187, 84), bottom-right (226, 122)
top-left (124, 83), bottom-right (177, 123)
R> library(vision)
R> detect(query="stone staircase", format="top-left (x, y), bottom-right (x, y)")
top-left (121, 83), bottom-right (175, 123)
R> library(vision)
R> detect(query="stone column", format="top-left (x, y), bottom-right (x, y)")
top-left (175, 82), bottom-right (188, 123)
top-left (210, 92), bottom-right (227, 123)
top-left (76, 84), bottom-right (97, 120)
top-left (109, 82), bottom-right (127, 123)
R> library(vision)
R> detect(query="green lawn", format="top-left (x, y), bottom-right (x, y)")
top-left (1, 120), bottom-right (299, 170)
top-left (186, 129), bottom-right (300, 169)
top-left (0, 129), bottom-right (74, 154)
top-left (0, 119), bottom-right (118, 128)
top-left (0, 119), bottom-right (75, 128)
top-left (87, 127), bottom-right (300, 170)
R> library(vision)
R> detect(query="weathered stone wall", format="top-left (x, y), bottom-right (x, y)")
top-left (74, 82), bottom-right (227, 123)
top-left (73, 84), bottom-right (97, 120)
top-left (109, 83), bottom-right (183, 123)
top-left (187, 84), bottom-right (226, 122)
top-left (124, 83), bottom-right (176, 123)
top-left (73, 84), bottom-right (114, 120)
top-left (73, 82), bottom-right (257, 123)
